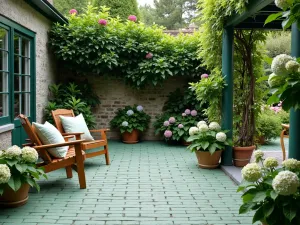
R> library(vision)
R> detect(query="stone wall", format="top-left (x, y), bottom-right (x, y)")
top-left (63, 76), bottom-right (189, 140)
top-left (0, 0), bottom-right (56, 148)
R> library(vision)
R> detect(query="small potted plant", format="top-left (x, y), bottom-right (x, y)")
top-left (238, 150), bottom-right (300, 225)
top-left (0, 145), bottom-right (46, 207)
top-left (110, 105), bottom-right (151, 143)
top-left (186, 121), bottom-right (232, 169)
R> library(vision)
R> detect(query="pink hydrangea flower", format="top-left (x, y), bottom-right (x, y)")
top-left (98, 19), bottom-right (107, 26)
top-left (178, 124), bottom-right (184, 129)
top-left (69, 9), bottom-right (78, 15)
top-left (164, 130), bottom-right (172, 138)
top-left (163, 121), bottom-right (170, 127)
top-left (278, 101), bottom-right (283, 107)
top-left (185, 109), bottom-right (191, 115)
top-left (128, 15), bottom-right (137, 22)
top-left (146, 53), bottom-right (153, 59)
top-left (201, 74), bottom-right (209, 79)
top-left (182, 113), bottom-right (186, 117)
top-left (169, 117), bottom-right (176, 124)
top-left (191, 110), bottom-right (197, 116)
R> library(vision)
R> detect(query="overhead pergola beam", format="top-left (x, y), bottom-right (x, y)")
top-left (225, 0), bottom-right (274, 28)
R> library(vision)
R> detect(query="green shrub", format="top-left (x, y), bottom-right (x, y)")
top-left (277, 109), bottom-right (290, 124)
top-left (266, 32), bottom-right (291, 58)
top-left (256, 109), bottom-right (281, 142)
top-left (44, 81), bottom-right (100, 128)
top-left (49, 4), bottom-right (206, 88)
top-left (110, 105), bottom-right (151, 133)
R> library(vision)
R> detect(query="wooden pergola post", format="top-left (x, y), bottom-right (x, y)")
top-left (289, 23), bottom-right (300, 160)
top-left (221, 26), bottom-right (234, 166)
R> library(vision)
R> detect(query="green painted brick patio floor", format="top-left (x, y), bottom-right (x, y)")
top-left (0, 141), bottom-right (259, 225)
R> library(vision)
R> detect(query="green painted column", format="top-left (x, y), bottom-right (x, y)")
top-left (221, 26), bottom-right (234, 165)
top-left (289, 23), bottom-right (300, 160)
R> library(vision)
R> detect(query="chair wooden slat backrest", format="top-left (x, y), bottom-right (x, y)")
top-left (18, 114), bottom-right (52, 163)
top-left (51, 109), bottom-right (75, 133)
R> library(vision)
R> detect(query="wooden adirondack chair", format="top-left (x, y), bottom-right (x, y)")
top-left (280, 123), bottom-right (289, 161)
top-left (51, 109), bottom-right (110, 165)
top-left (18, 114), bottom-right (87, 189)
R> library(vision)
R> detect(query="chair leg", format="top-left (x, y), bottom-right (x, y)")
top-left (280, 130), bottom-right (286, 161)
top-left (74, 145), bottom-right (86, 189)
top-left (105, 145), bottom-right (110, 165)
top-left (65, 166), bottom-right (73, 178)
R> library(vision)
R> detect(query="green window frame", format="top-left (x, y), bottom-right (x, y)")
top-left (0, 15), bottom-right (36, 126)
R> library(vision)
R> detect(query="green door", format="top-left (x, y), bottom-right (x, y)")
top-left (12, 33), bottom-right (35, 146)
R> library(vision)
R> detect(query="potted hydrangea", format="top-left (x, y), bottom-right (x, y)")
top-left (110, 105), bottom-right (151, 143)
top-left (186, 121), bottom-right (232, 169)
top-left (238, 150), bottom-right (300, 225)
top-left (0, 145), bottom-right (46, 207)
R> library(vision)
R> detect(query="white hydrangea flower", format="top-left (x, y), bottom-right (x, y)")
top-left (272, 171), bottom-right (299, 196)
top-left (263, 157), bottom-right (279, 168)
top-left (282, 158), bottom-right (300, 171)
top-left (241, 163), bottom-right (262, 182)
top-left (268, 73), bottom-right (286, 88)
top-left (209, 122), bottom-right (221, 131)
top-left (275, 0), bottom-right (292, 9)
top-left (253, 150), bottom-right (264, 162)
top-left (189, 127), bottom-right (199, 136)
top-left (0, 150), bottom-right (3, 157)
top-left (216, 132), bottom-right (226, 142)
top-left (0, 164), bottom-right (11, 184)
top-left (122, 121), bottom-right (129, 127)
top-left (198, 124), bottom-right (209, 132)
top-left (271, 54), bottom-right (294, 75)
top-left (197, 121), bottom-right (207, 127)
top-left (4, 145), bottom-right (22, 158)
top-left (21, 147), bottom-right (38, 163)
top-left (285, 60), bottom-right (300, 73)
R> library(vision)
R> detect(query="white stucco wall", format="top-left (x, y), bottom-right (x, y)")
top-left (0, 0), bottom-right (56, 148)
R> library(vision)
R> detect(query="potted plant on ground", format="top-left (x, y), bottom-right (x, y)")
top-left (110, 105), bottom-right (151, 143)
top-left (0, 145), bottom-right (46, 207)
top-left (238, 150), bottom-right (300, 225)
top-left (186, 120), bottom-right (232, 169)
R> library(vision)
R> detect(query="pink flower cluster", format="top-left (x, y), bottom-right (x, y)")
top-left (163, 121), bottom-right (170, 127)
top-left (69, 9), bottom-right (78, 15)
top-left (169, 117), bottom-right (176, 124)
top-left (270, 101), bottom-right (283, 114)
top-left (128, 15), bottom-right (137, 22)
top-left (201, 74), bottom-right (209, 79)
top-left (178, 124), bottom-right (184, 129)
top-left (146, 53), bottom-right (153, 59)
top-left (184, 109), bottom-right (197, 117)
top-left (164, 130), bottom-right (172, 138)
top-left (98, 19), bottom-right (107, 26)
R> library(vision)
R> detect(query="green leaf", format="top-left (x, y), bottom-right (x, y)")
top-left (253, 206), bottom-right (264, 223)
top-left (252, 191), bottom-right (267, 202)
top-left (283, 204), bottom-right (297, 222)
top-left (270, 191), bottom-right (278, 200)
top-left (6, 159), bottom-right (18, 167)
top-left (265, 12), bottom-right (283, 25)
top-left (239, 202), bottom-right (256, 214)
top-left (263, 201), bottom-right (274, 217)
top-left (237, 186), bottom-right (246, 192)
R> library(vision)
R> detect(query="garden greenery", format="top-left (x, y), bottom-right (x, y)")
top-left (49, 4), bottom-right (206, 88)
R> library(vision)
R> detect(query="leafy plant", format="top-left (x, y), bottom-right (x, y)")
top-left (44, 81), bottom-right (100, 128)
top-left (238, 151), bottom-right (300, 225)
top-left (49, 4), bottom-right (206, 88)
top-left (110, 105), bottom-right (151, 133)
top-left (187, 121), bottom-right (232, 154)
top-left (0, 146), bottom-right (46, 195)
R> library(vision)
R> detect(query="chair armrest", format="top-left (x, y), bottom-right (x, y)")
top-left (282, 124), bottom-right (290, 130)
top-left (62, 132), bottom-right (84, 140)
top-left (33, 140), bottom-right (85, 150)
top-left (89, 129), bottom-right (110, 133)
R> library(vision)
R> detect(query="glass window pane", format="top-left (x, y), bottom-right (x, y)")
top-left (21, 93), bottom-right (30, 116)
top-left (14, 36), bottom-right (20, 55)
top-left (22, 76), bottom-right (30, 92)
top-left (21, 58), bottom-right (30, 75)
top-left (0, 28), bottom-right (8, 50)
top-left (14, 55), bottom-right (20, 74)
top-left (0, 51), bottom-right (8, 71)
top-left (0, 72), bottom-right (8, 92)
top-left (14, 75), bottom-right (21, 92)
top-left (22, 39), bottom-right (30, 57)
top-left (14, 93), bottom-right (21, 118)
top-left (0, 94), bottom-right (9, 117)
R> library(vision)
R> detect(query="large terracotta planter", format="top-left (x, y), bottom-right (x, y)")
top-left (195, 150), bottom-right (223, 169)
top-left (233, 146), bottom-right (256, 167)
top-left (0, 183), bottom-right (30, 208)
top-left (122, 129), bottom-right (139, 144)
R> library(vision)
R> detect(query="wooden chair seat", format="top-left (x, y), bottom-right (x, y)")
top-left (51, 109), bottom-right (110, 164)
top-left (52, 148), bottom-right (86, 163)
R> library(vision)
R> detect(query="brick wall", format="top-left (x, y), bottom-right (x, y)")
top-left (63, 76), bottom-right (190, 140)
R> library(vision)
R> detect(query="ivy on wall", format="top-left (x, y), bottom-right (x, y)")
top-left (49, 5), bottom-right (206, 88)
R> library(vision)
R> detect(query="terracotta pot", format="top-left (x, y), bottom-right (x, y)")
top-left (195, 150), bottom-right (223, 169)
top-left (0, 183), bottom-right (30, 208)
top-left (233, 146), bottom-right (256, 167)
top-left (181, 140), bottom-right (191, 146)
top-left (122, 129), bottom-right (139, 144)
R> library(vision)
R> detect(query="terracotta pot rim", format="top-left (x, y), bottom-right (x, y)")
top-left (233, 145), bottom-right (256, 151)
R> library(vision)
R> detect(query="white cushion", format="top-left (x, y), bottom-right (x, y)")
top-left (33, 121), bottom-right (68, 158)
top-left (59, 114), bottom-right (94, 141)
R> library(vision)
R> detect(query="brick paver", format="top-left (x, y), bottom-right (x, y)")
top-left (0, 141), bottom-right (258, 225)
